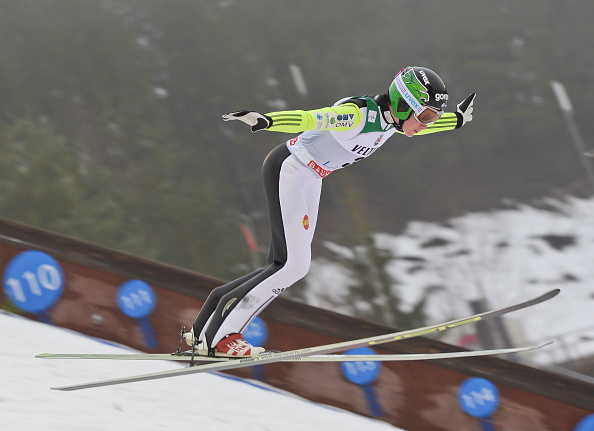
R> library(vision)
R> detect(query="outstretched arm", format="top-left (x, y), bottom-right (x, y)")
top-left (222, 103), bottom-right (363, 133)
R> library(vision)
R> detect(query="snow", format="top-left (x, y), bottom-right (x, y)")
top-left (305, 196), bottom-right (594, 370)
top-left (0, 311), bottom-right (403, 431)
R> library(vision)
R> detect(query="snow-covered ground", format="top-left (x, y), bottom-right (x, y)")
top-left (304, 196), bottom-right (594, 369)
top-left (0, 311), bottom-right (403, 431)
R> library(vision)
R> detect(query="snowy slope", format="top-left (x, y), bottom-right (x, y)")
top-left (304, 196), bottom-right (594, 368)
top-left (0, 311), bottom-right (403, 431)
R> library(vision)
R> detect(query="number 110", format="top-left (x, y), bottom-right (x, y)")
top-left (5, 264), bottom-right (62, 303)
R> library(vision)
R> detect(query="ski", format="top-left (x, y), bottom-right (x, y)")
top-left (47, 288), bottom-right (559, 391)
top-left (38, 343), bottom-right (550, 363)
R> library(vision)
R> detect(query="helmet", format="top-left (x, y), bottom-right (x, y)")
top-left (388, 66), bottom-right (448, 123)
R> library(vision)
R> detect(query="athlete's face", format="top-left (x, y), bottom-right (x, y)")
top-left (402, 115), bottom-right (428, 137)
top-left (388, 103), bottom-right (428, 137)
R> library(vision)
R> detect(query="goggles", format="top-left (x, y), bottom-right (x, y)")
top-left (393, 72), bottom-right (442, 125)
top-left (413, 106), bottom-right (440, 125)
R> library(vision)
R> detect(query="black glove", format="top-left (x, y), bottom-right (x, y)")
top-left (455, 93), bottom-right (476, 128)
top-left (222, 110), bottom-right (273, 132)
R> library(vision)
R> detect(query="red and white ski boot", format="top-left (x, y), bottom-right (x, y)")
top-left (214, 333), bottom-right (265, 357)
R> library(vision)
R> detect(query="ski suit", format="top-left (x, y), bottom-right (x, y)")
top-left (193, 94), bottom-right (461, 349)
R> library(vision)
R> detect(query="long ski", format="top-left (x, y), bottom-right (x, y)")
top-left (38, 343), bottom-right (549, 363)
top-left (47, 288), bottom-right (559, 391)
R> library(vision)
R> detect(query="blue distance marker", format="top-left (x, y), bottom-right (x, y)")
top-left (116, 280), bottom-right (158, 348)
top-left (458, 377), bottom-right (500, 431)
top-left (340, 347), bottom-right (383, 417)
top-left (3, 250), bottom-right (64, 323)
top-left (576, 414), bottom-right (594, 431)
top-left (243, 316), bottom-right (268, 381)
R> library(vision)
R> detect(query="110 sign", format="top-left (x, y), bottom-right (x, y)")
top-left (3, 251), bottom-right (64, 313)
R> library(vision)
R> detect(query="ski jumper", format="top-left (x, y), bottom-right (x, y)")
top-left (193, 94), bottom-right (460, 350)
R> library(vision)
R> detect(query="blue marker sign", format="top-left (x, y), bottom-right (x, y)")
top-left (116, 279), bottom-right (156, 318)
top-left (458, 377), bottom-right (500, 418)
top-left (341, 347), bottom-right (383, 416)
top-left (3, 251), bottom-right (64, 314)
top-left (576, 414), bottom-right (594, 431)
top-left (340, 347), bottom-right (382, 385)
top-left (117, 280), bottom-right (158, 348)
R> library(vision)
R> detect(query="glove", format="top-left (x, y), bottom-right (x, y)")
top-left (222, 110), bottom-right (273, 132)
top-left (455, 93), bottom-right (476, 128)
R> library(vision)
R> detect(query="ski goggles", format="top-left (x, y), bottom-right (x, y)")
top-left (413, 106), bottom-right (440, 125)
top-left (393, 72), bottom-right (442, 125)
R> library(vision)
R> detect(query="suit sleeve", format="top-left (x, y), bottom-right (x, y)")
top-left (264, 103), bottom-right (363, 133)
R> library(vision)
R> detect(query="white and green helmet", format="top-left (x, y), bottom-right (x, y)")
top-left (388, 66), bottom-right (448, 123)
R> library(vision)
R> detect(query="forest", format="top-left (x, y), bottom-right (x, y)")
top-left (1, 0), bottom-right (593, 282)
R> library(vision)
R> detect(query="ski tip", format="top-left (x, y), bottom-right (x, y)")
top-left (36, 353), bottom-right (50, 358)
top-left (51, 384), bottom-right (87, 391)
top-left (523, 341), bottom-right (554, 352)
top-left (537, 289), bottom-right (560, 302)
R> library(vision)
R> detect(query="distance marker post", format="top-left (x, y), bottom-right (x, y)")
top-left (458, 377), bottom-right (500, 431)
top-left (340, 346), bottom-right (383, 417)
top-left (116, 280), bottom-right (158, 348)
